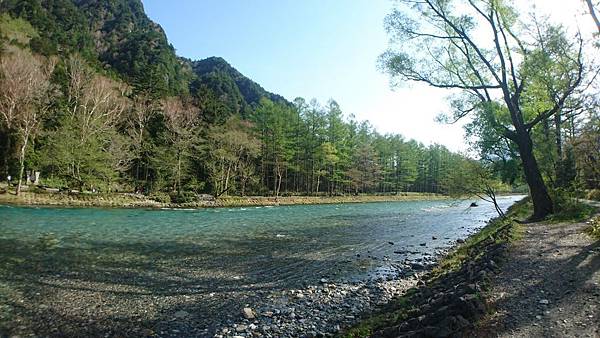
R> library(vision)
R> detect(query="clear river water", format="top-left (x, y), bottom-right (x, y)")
top-left (0, 196), bottom-right (522, 286)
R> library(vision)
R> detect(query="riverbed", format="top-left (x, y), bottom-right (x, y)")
top-left (0, 196), bottom-right (522, 337)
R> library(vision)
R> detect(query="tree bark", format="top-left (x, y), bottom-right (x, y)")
top-left (16, 132), bottom-right (29, 196)
top-left (585, 0), bottom-right (600, 34)
top-left (514, 130), bottom-right (553, 220)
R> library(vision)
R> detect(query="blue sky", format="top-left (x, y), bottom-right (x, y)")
top-left (143, 0), bottom-right (391, 101)
top-left (142, 0), bottom-right (595, 152)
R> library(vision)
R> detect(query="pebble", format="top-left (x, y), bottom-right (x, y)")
top-left (242, 307), bottom-right (256, 319)
top-left (173, 310), bottom-right (189, 319)
top-left (212, 276), bottom-right (418, 337)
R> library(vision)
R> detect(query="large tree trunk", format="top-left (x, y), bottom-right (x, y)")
top-left (515, 130), bottom-right (553, 221)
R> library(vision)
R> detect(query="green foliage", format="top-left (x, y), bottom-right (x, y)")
top-left (548, 189), bottom-right (596, 222)
top-left (192, 57), bottom-right (288, 106)
top-left (0, 13), bottom-right (39, 45)
top-left (149, 191), bottom-right (171, 204)
top-left (2, 0), bottom-right (596, 208)
top-left (169, 191), bottom-right (198, 204)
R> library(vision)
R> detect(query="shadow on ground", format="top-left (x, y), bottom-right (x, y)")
top-left (480, 222), bottom-right (600, 337)
top-left (0, 235), bottom-right (361, 337)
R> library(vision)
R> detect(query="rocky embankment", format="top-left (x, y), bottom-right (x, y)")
top-left (350, 217), bottom-right (518, 338)
top-left (0, 190), bottom-right (443, 209)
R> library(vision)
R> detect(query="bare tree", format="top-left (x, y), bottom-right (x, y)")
top-left (126, 95), bottom-right (157, 184)
top-left (0, 46), bottom-right (55, 195)
top-left (60, 55), bottom-right (130, 189)
top-left (66, 56), bottom-right (128, 140)
top-left (162, 97), bottom-right (199, 192)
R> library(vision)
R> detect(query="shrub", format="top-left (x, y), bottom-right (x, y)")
top-left (169, 191), bottom-right (198, 204)
top-left (586, 216), bottom-right (600, 239)
top-left (586, 189), bottom-right (600, 201)
top-left (550, 188), bottom-right (595, 222)
top-left (149, 192), bottom-right (171, 204)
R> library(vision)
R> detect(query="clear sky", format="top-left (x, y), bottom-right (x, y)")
top-left (142, 0), bottom-right (596, 152)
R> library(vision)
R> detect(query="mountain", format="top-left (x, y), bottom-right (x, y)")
top-left (192, 57), bottom-right (288, 106)
top-left (190, 56), bottom-right (290, 122)
top-left (0, 0), bottom-right (289, 114)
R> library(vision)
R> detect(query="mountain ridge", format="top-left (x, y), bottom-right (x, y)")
top-left (0, 0), bottom-right (290, 113)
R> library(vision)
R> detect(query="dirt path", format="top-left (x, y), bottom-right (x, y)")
top-left (477, 203), bottom-right (600, 337)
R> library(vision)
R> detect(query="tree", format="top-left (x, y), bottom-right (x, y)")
top-left (161, 97), bottom-right (199, 193)
top-left (125, 94), bottom-right (157, 185)
top-left (443, 157), bottom-right (509, 217)
top-left (380, 0), bottom-right (586, 220)
top-left (253, 98), bottom-right (295, 197)
top-left (0, 46), bottom-right (55, 194)
top-left (572, 110), bottom-right (600, 188)
top-left (43, 56), bottom-right (129, 190)
top-left (585, 0), bottom-right (600, 34)
top-left (202, 116), bottom-right (260, 197)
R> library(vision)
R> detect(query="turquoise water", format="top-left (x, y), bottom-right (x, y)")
top-left (0, 196), bottom-right (521, 286)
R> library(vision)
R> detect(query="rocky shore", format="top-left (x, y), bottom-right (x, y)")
top-left (212, 276), bottom-right (421, 338)
top-left (343, 200), bottom-right (528, 337)
top-left (208, 223), bottom-right (514, 338)
top-left (372, 240), bottom-right (509, 337)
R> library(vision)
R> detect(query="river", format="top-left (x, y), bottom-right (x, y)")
top-left (0, 196), bottom-right (522, 337)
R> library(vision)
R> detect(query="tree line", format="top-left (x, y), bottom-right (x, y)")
top-left (0, 43), bottom-right (479, 200)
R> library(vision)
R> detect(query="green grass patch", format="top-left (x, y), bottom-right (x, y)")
top-left (548, 199), bottom-right (597, 223)
top-left (586, 189), bottom-right (600, 202)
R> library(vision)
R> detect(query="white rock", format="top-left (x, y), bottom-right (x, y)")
top-left (242, 307), bottom-right (256, 319)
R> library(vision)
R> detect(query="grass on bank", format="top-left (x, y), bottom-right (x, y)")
top-left (586, 216), bottom-right (600, 239)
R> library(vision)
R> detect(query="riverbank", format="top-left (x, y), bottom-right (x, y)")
top-left (0, 190), bottom-right (446, 209)
top-left (341, 198), bottom-right (531, 337)
top-left (343, 198), bottom-right (600, 337)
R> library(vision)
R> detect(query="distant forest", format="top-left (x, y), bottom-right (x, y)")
top-left (0, 0), bottom-right (598, 205)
